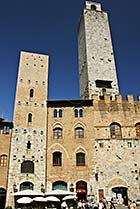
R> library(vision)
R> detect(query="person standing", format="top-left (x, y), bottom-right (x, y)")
top-left (110, 198), bottom-right (116, 209)
top-left (61, 201), bottom-right (68, 209)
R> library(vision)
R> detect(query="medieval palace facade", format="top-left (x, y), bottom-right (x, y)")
top-left (0, 1), bottom-right (140, 208)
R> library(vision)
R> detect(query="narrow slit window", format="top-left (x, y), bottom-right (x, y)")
top-left (30, 89), bottom-right (34, 98)
top-left (28, 113), bottom-right (32, 123)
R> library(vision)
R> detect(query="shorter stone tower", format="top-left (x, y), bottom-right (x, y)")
top-left (78, 1), bottom-right (119, 99)
top-left (6, 51), bottom-right (49, 207)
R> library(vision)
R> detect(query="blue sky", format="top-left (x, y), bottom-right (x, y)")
top-left (0, 0), bottom-right (140, 121)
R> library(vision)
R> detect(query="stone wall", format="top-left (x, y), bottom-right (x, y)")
top-left (78, 1), bottom-right (119, 99)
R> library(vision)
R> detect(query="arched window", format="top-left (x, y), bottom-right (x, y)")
top-left (135, 123), bottom-right (140, 138)
top-left (79, 109), bottom-right (83, 117)
top-left (76, 181), bottom-right (87, 195)
top-left (0, 155), bottom-right (8, 167)
top-left (91, 4), bottom-right (97, 10)
top-left (75, 127), bottom-right (84, 138)
top-left (28, 113), bottom-right (32, 123)
top-left (59, 109), bottom-right (62, 118)
top-left (53, 109), bottom-right (63, 118)
top-left (74, 109), bottom-right (83, 118)
top-left (20, 181), bottom-right (34, 191)
top-left (54, 109), bottom-right (57, 118)
top-left (76, 153), bottom-right (85, 166)
top-left (74, 109), bottom-right (78, 117)
top-left (30, 89), bottom-right (34, 98)
top-left (110, 123), bottom-right (122, 139)
top-left (53, 127), bottom-right (62, 139)
top-left (21, 161), bottom-right (34, 173)
top-left (52, 181), bottom-right (67, 191)
top-left (53, 152), bottom-right (62, 166)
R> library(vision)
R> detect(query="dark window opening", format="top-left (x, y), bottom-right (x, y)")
top-left (53, 109), bottom-right (63, 118)
top-left (30, 89), bottom-right (34, 98)
top-left (91, 5), bottom-right (96, 10)
top-left (74, 109), bottom-right (78, 117)
top-left (53, 128), bottom-right (62, 139)
top-left (74, 109), bottom-right (83, 118)
top-left (54, 109), bottom-right (57, 118)
top-left (2, 126), bottom-right (10, 134)
top-left (21, 161), bottom-right (34, 173)
top-left (95, 80), bottom-right (112, 88)
top-left (135, 123), bottom-right (140, 138)
top-left (99, 95), bottom-right (104, 100)
top-left (76, 153), bottom-right (85, 166)
top-left (110, 123), bottom-right (122, 139)
top-left (59, 109), bottom-right (62, 118)
top-left (75, 127), bottom-right (84, 138)
top-left (20, 182), bottom-right (34, 191)
top-left (53, 152), bottom-right (62, 166)
top-left (27, 141), bottom-right (31, 149)
top-left (28, 113), bottom-right (32, 123)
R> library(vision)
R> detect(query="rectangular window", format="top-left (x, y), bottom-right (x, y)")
top-left (127, 142), bottom-right (132, 148)
top-left (2, 126), bottom-right (10, 134)
top-left (53, 152), bottom-right (62, 166)
top-left (95, 80), bottom-right (112, 88)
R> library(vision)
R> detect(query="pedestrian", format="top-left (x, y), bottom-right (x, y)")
top-left (102, 197), bottom-right (107, 209)
top-left (78, 200), bottom-right (83, 209)
top-left (130, 201), bottom-right (137, 209)
top-left (110, 198), bottom-right (116, 209)
top-left (61, 201), bottom-right (68, 209)
top-left (93, 201), bottom-right (99, 209)
top-left (99, 200), bottom-right (104, 209)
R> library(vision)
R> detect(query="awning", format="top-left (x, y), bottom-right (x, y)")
top-left (17, 197), bottom-right (33, 204)
top-left (13, 189), bottom-right (44, 196)
top-left (44, 196), bottom-right (60, 202)
top-left (33, 197), bottom-right (46, 202)
top-left (62, 195), bottom-right (77, 201)
top-left (45, 189), bottom-right (76, 196)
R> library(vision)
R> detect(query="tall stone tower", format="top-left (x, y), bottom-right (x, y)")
top-left (78, 1), bottom-right (119, 99)
top-left (6, 51), bottom-right (49, 207)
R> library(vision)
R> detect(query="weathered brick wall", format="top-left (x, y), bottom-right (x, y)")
top-left (0, 131), bottom-right (11, 189)
top-left (47, 104), bottom-right (94, 191)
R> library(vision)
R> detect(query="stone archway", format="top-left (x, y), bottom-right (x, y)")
top-left (76, 181), bottom-right (87, 200)
top-left (108, 178), bottom-right (128, 205)
top-left (108, 177), bottom-right (128, 188)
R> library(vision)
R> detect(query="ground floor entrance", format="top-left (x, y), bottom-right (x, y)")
top-left (112, 187), bottom-right (128, 205)
top-left (0, 188), bottom-right (6, 209)
top-left (76, 181), bottom-right (87, 200)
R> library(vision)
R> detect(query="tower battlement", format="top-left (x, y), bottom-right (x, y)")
top-left (92, 94), bottom-right (140, 104)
